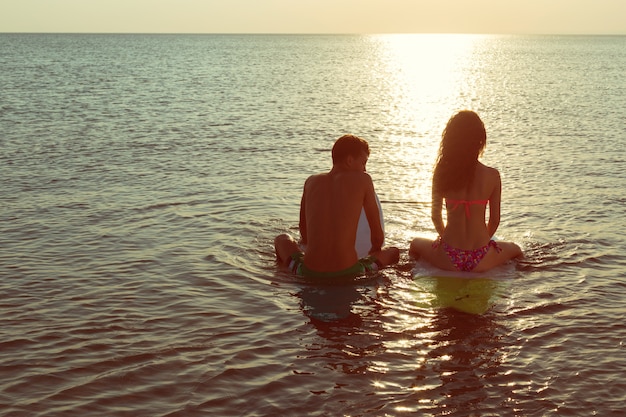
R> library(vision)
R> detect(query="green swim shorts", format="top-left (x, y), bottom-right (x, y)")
top-left (288, 252), bottom-right (380, 279)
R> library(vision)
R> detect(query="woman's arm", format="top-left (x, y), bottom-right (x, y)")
top-left (431, 188), bottom-right (445, 236)
top-left (487, 170), bottom-right (501, 237)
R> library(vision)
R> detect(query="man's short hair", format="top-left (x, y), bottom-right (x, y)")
top-left (331, 134), bottom-right (370, 164)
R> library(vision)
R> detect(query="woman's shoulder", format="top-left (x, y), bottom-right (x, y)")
top-left (475, 163), bottom-right (501, 193)
top-left (477, 162), bottom-right (500, 178)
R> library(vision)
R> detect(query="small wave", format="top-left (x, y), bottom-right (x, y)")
top-left (517, 238), bottom-right (619, 272)
top-left (379, 199), bottom-right (431, 206)
top-left (506, 299), bottom-right (575, 317)
top-left (135, 199), bottom-right (205, 213)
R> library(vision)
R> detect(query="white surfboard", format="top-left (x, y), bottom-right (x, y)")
top-left (355, 193), bottom-right (384, 259)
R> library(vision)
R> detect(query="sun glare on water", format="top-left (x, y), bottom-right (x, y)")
top-left (363, 34), bottom-right (485, 239)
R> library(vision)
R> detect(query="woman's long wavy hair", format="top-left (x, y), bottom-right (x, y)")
top-left (433, 111), bottom-right (487, 194)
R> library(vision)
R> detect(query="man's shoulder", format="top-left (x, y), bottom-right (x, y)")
top-left (327, 171), bottom-right (373, 189)
top-left (340, 170), bottom-right (373, 180)
top-left (305, 171), bottom-right (373, 195)
top-left (350, 171), bottom-right (374, 185)
top-left (308, 170), bottom-right (372, 182)
top-left (305, 172), bottom-right (328, 184)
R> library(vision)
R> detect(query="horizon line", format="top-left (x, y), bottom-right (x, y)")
top-left (2, 31), bottom-right (625, 36)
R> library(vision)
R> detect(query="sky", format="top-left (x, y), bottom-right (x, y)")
top-left (1, 0), bottom-right (624, 35)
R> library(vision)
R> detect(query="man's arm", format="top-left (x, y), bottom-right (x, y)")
top-left (299, 182), bottom-right (308, 245)
top-left (363, 176), bottom-right (384, 253)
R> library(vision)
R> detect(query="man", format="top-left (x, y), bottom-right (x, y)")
top-left (274, 134), bottom-right (399, 278)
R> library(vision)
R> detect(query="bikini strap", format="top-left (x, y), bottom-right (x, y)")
top-left (447, 199), bottom-right (488, 218)
top-left (489, 240), bottom-right (502, 253)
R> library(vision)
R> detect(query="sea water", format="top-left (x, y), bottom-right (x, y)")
top-left (1, 33), bottom-right (625, 416)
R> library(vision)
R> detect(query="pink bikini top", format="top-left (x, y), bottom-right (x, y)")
top-left (446, 198), bottom-right (488, 218)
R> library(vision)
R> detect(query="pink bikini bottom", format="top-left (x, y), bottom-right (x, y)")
top-left (434, 239), bottom-right (501, 272)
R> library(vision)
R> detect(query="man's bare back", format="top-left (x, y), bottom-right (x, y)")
top-left (274, 134), bottom-right (399, 278)
top-left (301, 169), bottom-right (383, 272)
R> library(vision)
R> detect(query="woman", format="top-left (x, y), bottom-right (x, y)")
top-left (410, 111), bottom-right (522, 272)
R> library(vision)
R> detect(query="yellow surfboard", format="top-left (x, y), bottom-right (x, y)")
top-left (412, 263), bottom-right (512, 314)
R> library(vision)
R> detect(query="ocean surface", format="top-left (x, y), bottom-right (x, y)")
top-left (1, 33), bottom-right (625, 416)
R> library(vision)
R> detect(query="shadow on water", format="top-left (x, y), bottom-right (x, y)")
top-left (294, 272), bottom-right (387, 321)
top-left (290, 273), bottom-right (390, 379)
top-left (298, 283), bottom-right (366, 324)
